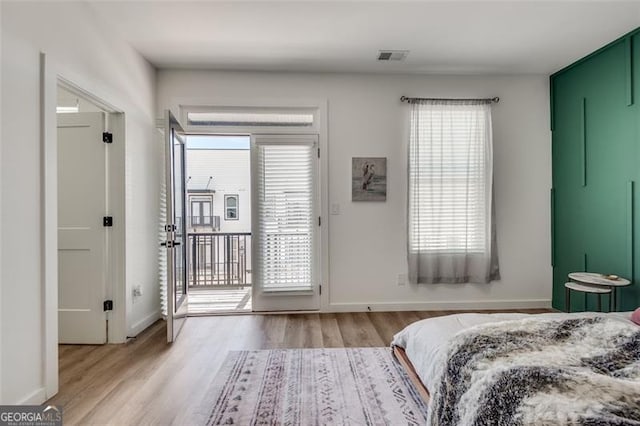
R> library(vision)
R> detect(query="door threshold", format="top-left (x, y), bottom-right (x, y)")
top-left (188, 310), bottom-right (252, 317)
top-left (187, 309), bottom-right (323, 317)
top-left (187, 309), bottom-right (321, 317)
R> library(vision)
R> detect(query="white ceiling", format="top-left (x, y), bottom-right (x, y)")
top-left (88, 1), bottom-right (640, 75)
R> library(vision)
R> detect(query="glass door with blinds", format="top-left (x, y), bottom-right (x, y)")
top-left (163, 110), bottom-right (188, 342)
top-left (251, 134), bottom-right (320, 311)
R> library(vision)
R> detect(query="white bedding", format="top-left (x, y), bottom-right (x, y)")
top-left (391, 311), bottom-right (634, 392)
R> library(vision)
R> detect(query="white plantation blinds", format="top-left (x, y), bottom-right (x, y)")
top-left (408, 100), bottom-right (500, 284)
top-left (410, 103), bottom-right (488, 252)
top-left (254, 136), bottom-right (318, 291)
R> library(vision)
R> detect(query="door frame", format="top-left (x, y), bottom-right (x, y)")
top-left (42, 51), bottom-right (126, 399)
top-left (54, 78), bottom-right (126, 345)
top-left (168, 96), bottom-right (330, 313)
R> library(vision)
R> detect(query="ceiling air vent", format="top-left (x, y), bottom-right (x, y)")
top-left (377, 50), bottom-right (409, 61)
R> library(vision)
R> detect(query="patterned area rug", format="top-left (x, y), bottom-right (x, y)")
top-left (207, 347), bottom-right (428, 425)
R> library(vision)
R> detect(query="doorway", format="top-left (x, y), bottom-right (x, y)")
top-left (183, 132), bottom-right (322, 314)
top-left (179, 104), bottom-right (325, 314)
top-left (185, 135), bottom-right (253, 314)
top-left (56, 83), bottom-right (125, 344)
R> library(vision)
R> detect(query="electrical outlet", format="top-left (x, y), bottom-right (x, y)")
top-left (397, 273), bottom-right (407, 286)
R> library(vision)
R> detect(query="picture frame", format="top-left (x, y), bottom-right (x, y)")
top-left (352, 157), bottom-right (387, 201)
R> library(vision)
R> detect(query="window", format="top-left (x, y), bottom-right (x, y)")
top-left (190, 197), bottom-right (212, 227)
top-left (188, 110), bottom-right (313, 127)
top-left (183, 106), bottom-right (318, 132)
top-left (407, 99), bottom-right (498, 284)
top-left (225, 194), bottom-right (239, 220)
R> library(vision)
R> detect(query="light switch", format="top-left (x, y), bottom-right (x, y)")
top-left (397, 273), bottom-right (407, 286)
top-left (330, 203), bottom-right (341, 215)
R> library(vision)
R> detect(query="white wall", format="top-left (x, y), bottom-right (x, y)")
top-left (1, 2), bottom-right (159, 404)
top-left (158, 70), bottom-right (552, 311)
top-left (0, 0), bottom-right (4, 404)
top-left (124, 116), bottom-right (162, 339)
top-left (2, 23), bottom-right (46, 405)
top-left (186, 149), bottom-right (251, 233)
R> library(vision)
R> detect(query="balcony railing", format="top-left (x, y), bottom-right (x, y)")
top-left (190, 215), bottom-right (221, 231)
top-left (188, 232), bottom-right (251, 287)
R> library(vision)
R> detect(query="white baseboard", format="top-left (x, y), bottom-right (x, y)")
top-left (16, 387), bottom-right (46, 405)
top-left (327, 299), bottom-right (552, 312)
top-left (128, 309), bottom-right (161, 338)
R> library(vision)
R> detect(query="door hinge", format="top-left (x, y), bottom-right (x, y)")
top-left (317, 147), bottom-right (320, 158)
top-left (164, 224), bottom-right (176, 232)
top-left (103, 300), bottom-right (114, 312)
top-left (319, 284), bottom-right (322, 295)
top-left (103, 216), bottom-right (113, 227)
top-left (161, 240), bottom-right (181, 248)
top-left (318, 216), bottom-right (321, 226)
top-left (103, 132), bottom-right (113, 144)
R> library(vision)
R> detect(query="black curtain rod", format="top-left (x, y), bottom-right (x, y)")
top-left (400, 96), bottom-right (500, 103)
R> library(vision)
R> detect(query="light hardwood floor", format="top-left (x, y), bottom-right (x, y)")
top-left (188, 287), bottom-right (251, 314)
top-left (48, 309), bottom-right (551, 425)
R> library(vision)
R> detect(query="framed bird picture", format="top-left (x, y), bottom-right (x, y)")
top-left (352, 157), bottom-right (387, 201)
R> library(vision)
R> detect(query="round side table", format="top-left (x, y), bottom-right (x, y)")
top-left (568, 272), bottom-right (631, 311)
top-left (564, 281), bottom-right (612, 312)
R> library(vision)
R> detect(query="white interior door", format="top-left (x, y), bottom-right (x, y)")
top-left (57, 112), bottom-right (107, 344)
top-left (251, 134), bottom-right (321, 311)
top-left (164, 110), bottom-right (189, 342)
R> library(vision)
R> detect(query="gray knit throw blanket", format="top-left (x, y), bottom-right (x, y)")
top-left (428, 317), bottom-right (640, 425)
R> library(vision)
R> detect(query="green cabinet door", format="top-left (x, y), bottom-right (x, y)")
top-left (552, 34), bottom-right (640, 312)
top-left (552, 67), bottom-right (588, 311)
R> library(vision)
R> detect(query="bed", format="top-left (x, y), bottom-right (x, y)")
top-left (391, 311), bottom-right (640, 425)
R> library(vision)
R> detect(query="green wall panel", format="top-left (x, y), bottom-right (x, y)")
top-left (552, 30), bottom-right (640, 312)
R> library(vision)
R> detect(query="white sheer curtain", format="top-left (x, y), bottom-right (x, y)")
top-left (407, 99), bottom-right (499, 284)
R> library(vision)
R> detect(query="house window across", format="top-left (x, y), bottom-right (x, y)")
top-left (190, 197), bottom-right (212, 227)
top-left (225, 194), bottom-right (239, 220)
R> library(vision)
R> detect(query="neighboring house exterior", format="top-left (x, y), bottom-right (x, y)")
top-left (186, 148), bottom-right (251, 234)
top-left (186, 147), bottom-right (252, 286)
